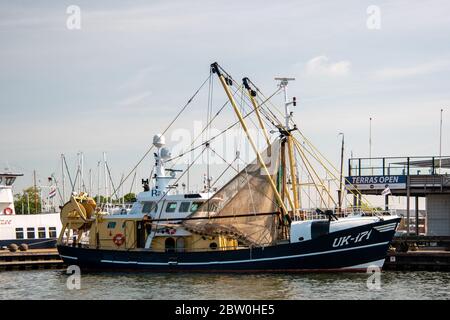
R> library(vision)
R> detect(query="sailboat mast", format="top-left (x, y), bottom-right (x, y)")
top-left (33, 170), bottom-right (38, 214)
top-left (103, 152), bottom-right (108, 203)
top-left (211, 63), bottom-right (290, 222)
top-left (61, 154), bottom-right (66, 202)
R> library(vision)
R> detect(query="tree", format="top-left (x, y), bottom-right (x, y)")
top-left (123, 193), bottom-right (137, 203)
top-left (14, 187), bottom-right (42, 214)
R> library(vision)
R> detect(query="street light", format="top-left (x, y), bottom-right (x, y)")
top-left (439, 109), bottom-right (443, 173)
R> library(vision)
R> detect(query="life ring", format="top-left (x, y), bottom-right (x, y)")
top-left (113, 233), bottom-right (125, 246)
top-left (3, 208), bottom-right (13, 215)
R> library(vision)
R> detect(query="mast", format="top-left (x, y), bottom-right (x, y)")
top-left (97, 160), bottom-right (101, 204)
top-left (61, 154), bottom-right (66, 203)
top-left (33, 170), bottom-right (38, 214)
top-left (77, 152), bottom-right (81, 193)
top-left (338, 133), bottom-right (345, 212)
top-left (211, 62), bottom-right (290, 223)
top-left (89, 169), bottom-right (92, 196)
top-left (103, 152), bottom-right (108, 203)
top-left (242, 77), bottom-right (296, 215)
top-left (275, 77), bottom-right (300, 214)
top-left (81, 151), bottom-right (85, 192)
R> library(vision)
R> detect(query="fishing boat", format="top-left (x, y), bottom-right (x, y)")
top-left (0, 172), bottom-right (62, 249)
top-left (56, 62), bottom-right (400, 272)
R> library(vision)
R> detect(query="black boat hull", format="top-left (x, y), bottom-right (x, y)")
top-left (57, 218), bottom-right (400, 272)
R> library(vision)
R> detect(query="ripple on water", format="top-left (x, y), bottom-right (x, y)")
top-left (0, 270), bottom-right (449, 300)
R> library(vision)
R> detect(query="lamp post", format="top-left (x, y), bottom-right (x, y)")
top-left (338, 133), bottom-right (345, 212)
top-left (369, 117), bottom-right (373, 175)
top-left (439, 109), bottom-right (443, 173)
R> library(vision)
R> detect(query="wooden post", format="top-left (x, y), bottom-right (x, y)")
top-left (406, 176), bottom-right (411, 235)
top-left (415, 196), bottom-right (419, 235)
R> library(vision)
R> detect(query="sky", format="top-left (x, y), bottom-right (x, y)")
top-left (1, 0), bottom-right (450, 206)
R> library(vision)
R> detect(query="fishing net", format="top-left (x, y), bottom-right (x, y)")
top-left (182, 142), bottom-right (281, 246)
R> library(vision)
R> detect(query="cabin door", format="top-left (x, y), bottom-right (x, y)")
top-left (124, 220), bottom-right (136, 249)
top-left (136, 221), bottom-right (146, 248)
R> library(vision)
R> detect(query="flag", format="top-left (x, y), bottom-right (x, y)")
top-left (49, 187), bottom-right (57, 198)
top-left (381, 186), bottom-right (391, 196)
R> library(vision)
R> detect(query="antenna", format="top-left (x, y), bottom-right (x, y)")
top-left (275, 76), bottom-right (300, 214)
top-left (275, 77), bottom-right (296, 130)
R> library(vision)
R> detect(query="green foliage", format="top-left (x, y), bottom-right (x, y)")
top-left (13, 187), bottom-right (42, 214)
top-left (93, 195), bottom-right (111, 204)
top-left (123, 193), bottom-right (137, 203)
top-left (92, 193), bottom-right (136, 205)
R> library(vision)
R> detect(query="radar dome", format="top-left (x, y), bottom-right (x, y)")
top-left (153, 134), bottom-right (166, 148)
top-left (160, 147), bottom-right (172, 160)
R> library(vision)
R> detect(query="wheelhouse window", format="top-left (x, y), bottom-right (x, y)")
top-left (142, 201), bottom-right (158, 214)
top-left (49, 227), bottom-right (57, 238)
top-left (5, 177), bottom-right (16, 186)
top-left (27, 227), bottom-right (35, 239)
top-left (166, 202), bottom-right (177, 213)
top-left (15, 228), bottom-right (24, 239)
top-left (190, 202), bottom-right (203, 212)
top-left (38, 227), bottom-right (46, 239)
top-left (179, 202), bottom-right (191, 213)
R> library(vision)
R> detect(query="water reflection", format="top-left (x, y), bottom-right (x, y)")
top-left (0, 270), bottom-right (449, 300)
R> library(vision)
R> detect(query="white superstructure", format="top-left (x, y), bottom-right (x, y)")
top-left (112, 134), bottom-right (213, 222)
top-left (0, 172), bottom-right (62, 248)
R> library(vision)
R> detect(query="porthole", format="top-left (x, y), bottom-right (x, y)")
top-left (209, 242), bottom-right (218, 250)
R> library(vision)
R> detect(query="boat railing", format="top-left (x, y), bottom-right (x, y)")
top-left (61, 241), bottom-right (247, 253)
top-left (98, 203), bottom-right (134, 215)
top-left (296, 207), bottom-right (397, 221)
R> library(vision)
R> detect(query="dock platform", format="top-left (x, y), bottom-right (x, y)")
top-left (383, 235), bottom-right (450, 271)
top-left (384, 250), bottom-right (450, 271)
top-left (0, 249), bottom-right (64, 271)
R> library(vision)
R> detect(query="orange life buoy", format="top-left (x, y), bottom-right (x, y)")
top-left (3, 208), bottom-right (13, 215)
top-left (113, 233), bottom-right (125, 246)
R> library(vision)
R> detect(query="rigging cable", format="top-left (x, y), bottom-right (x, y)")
top-left (149, 146), bottom-right (207, 232)
top-left (166, 87), bottom-right (282, 164)
top-left (109, 72), bottom-right (212, 200)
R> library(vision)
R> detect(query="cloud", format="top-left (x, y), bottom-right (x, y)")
top-left (305, 55), bottom-right (351, 77)
top-left (117, 67), bottom-right (156, 91)
top-left (117, 91), bottom-right (152, 106)
top-left (374, 60), bottom-right (450, 79)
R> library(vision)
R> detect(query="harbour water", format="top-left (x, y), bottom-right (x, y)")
top-left (1, 270), bottom-right (449, 300)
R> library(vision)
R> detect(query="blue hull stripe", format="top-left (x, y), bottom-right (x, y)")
top-left (98, 241), bottom-right (389, 266)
